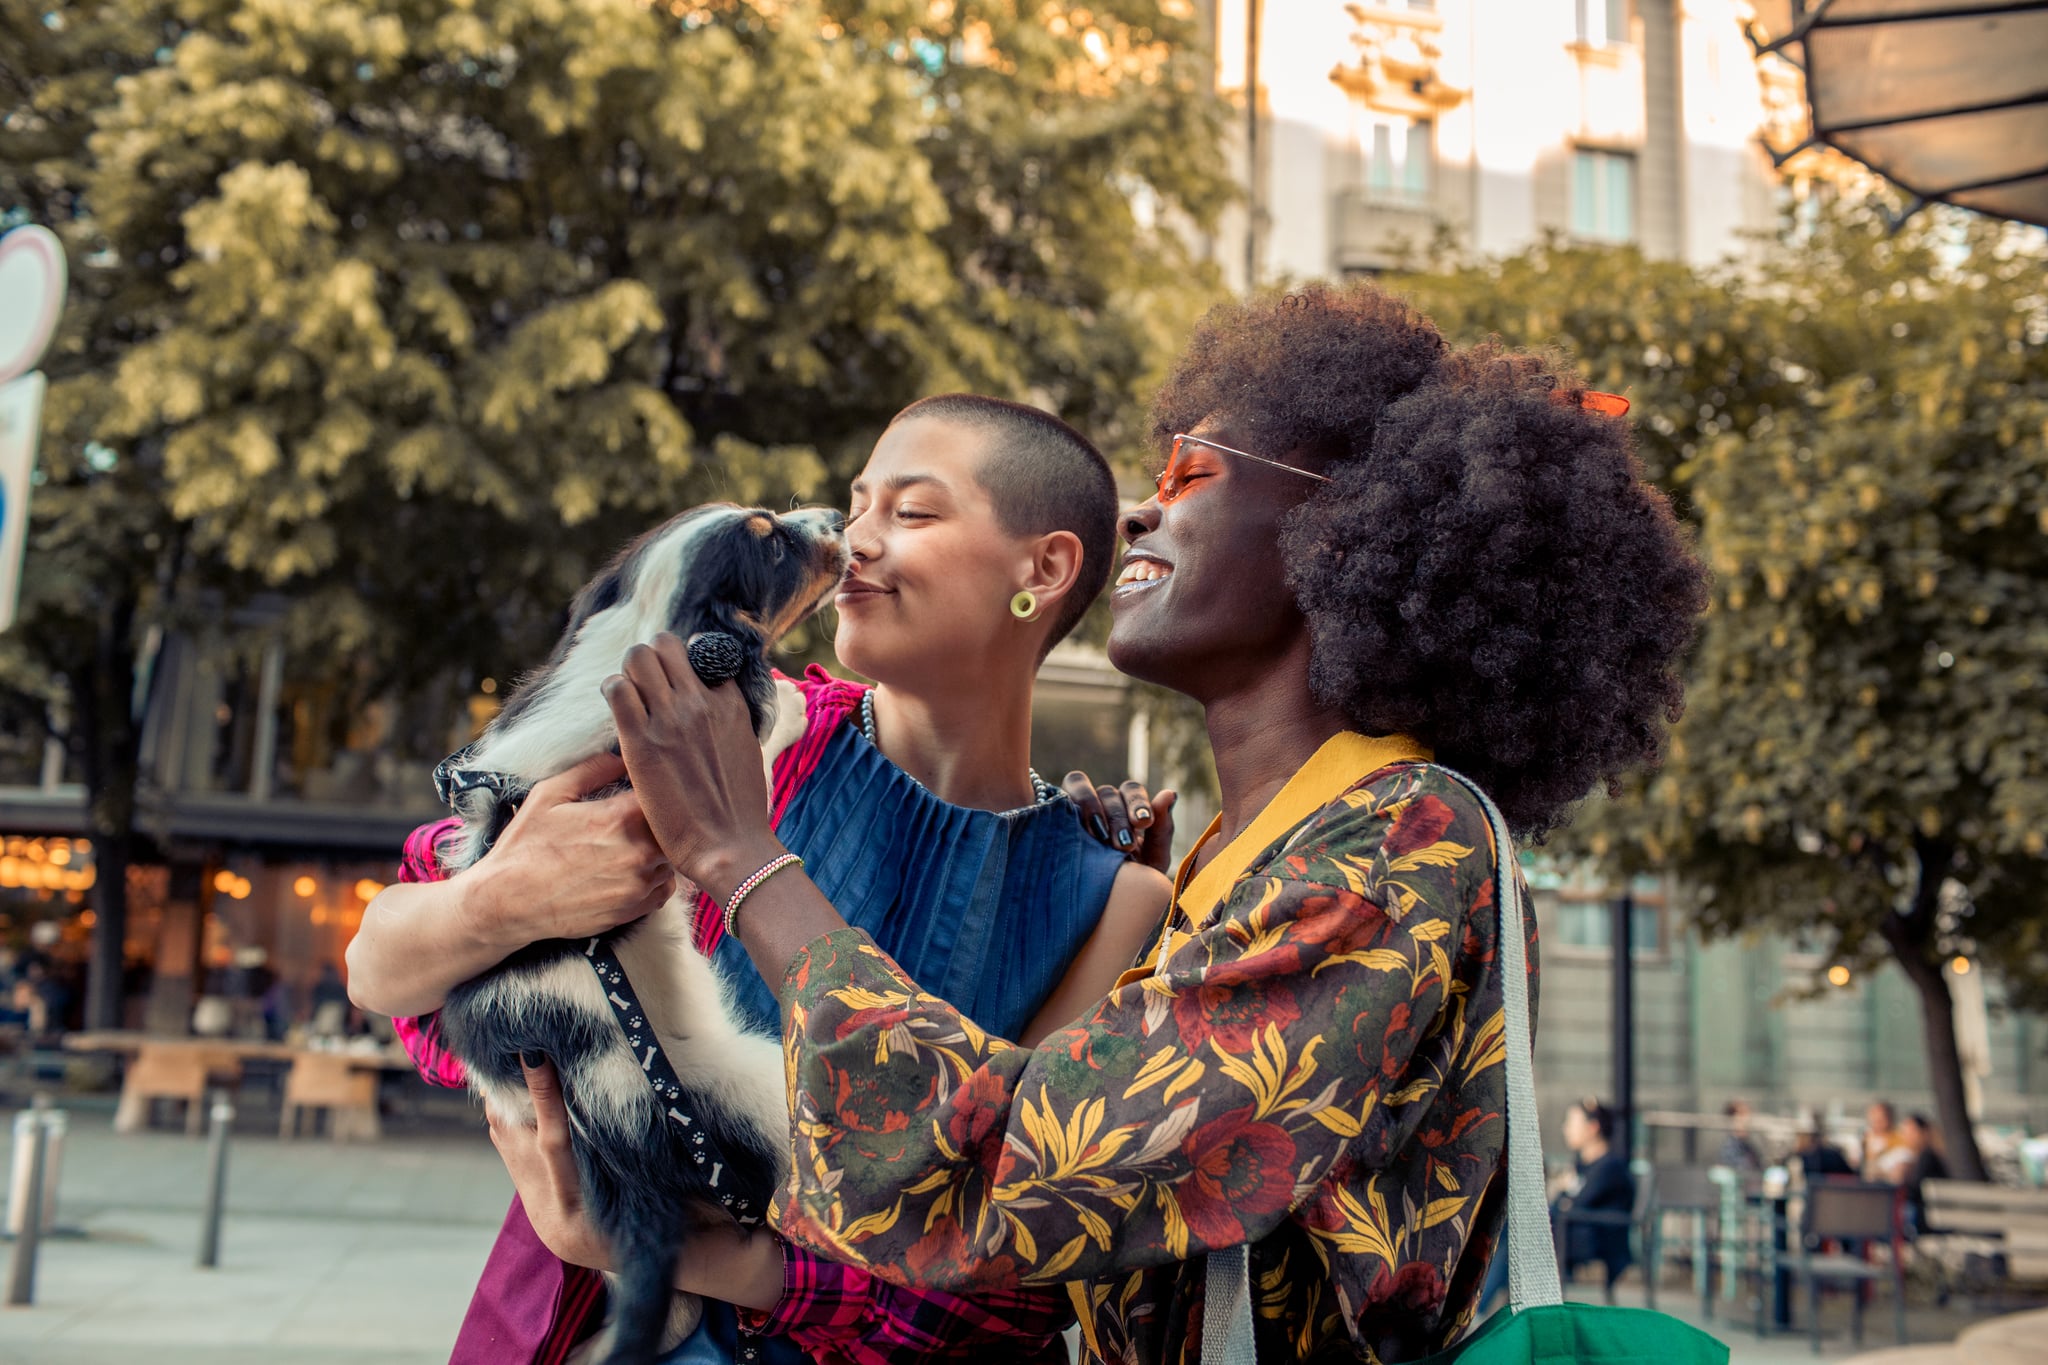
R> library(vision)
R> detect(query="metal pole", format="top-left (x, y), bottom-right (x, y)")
top-left (1244, 0), bottom-right (1261, 289)
top-left (1612, 892), bottom-right (1636, 1161)
top-left (5, 1097), bottom-right (51, 1306)
top-left (196, 1090), bottom-right (233, 1268)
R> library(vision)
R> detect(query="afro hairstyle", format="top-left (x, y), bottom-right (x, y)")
top-left (1283, 338), bottom-right (1709, 835)
top-left (1152, 280), bottom-right (1706, 836)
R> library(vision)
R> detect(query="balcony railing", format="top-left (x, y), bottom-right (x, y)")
top-left (1333, 188), bottom-right (1442, 273)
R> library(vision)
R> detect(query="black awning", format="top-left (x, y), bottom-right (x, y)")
top-left (1749, 0), bottom-right (2048, 226)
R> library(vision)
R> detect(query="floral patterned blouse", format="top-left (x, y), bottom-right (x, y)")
top-left (768, 738), bottom-right (1534, 1365)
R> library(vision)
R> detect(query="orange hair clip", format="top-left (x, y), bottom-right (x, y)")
top-left (1555, 389), bottom-right (1631, 417)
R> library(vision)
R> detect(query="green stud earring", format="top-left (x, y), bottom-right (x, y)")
top-left (1010, 590), bottom-right (1038, 620)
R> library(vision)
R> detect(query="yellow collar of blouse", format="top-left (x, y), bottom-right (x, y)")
top-left (1116, 731), bottom-right (1430, 990)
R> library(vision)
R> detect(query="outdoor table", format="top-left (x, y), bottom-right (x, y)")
top-left (65, 1031), bottom-right (296, 1134)
top-left (63, 1031), bottom-right (410, 1140)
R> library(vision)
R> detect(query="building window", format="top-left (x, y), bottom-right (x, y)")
top-left (1552, 894), bottom-right (1664, 954)
top-left (1576, 0), bottom-right (1630, 46)
top-left (1363, 116), bottom-right (1433, 204)
top-left (1571, 148), bottom-right (1635, 242)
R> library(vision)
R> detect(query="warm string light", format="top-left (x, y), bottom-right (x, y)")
top-left (0, 838), bottom-right (97, 892)
top-left (1826, 964), bottom-right (1852, 987)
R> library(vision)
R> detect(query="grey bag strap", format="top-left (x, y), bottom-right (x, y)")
top-left (1431, 764), bottom-right (1563, 1311)
top-left (1201, 765), bottom-right (1560, 1364)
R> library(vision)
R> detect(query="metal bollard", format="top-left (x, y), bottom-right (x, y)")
top-left (196, 1090), bottom-right (233, 1269)
top-left (6, 1104), bottom-right (63, 1238)
top-left (4, 1096), bottom-right (52, 1306)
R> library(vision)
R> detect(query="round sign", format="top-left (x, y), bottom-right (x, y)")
top-left (0, 225), bottom-right (68, 385)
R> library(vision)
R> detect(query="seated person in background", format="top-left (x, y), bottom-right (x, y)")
top-left (1861, 1099), bottom-right (1915, 1184)
top-left (1792, 1119), bottom-right (1856, 1180)
top-left (1481, 1098), bottom-right (1635, 1310)
top-left (1717, 1098), bottom-right (1763, 1172)
top-left (1898, 1112), bottom-right (1949, 1236)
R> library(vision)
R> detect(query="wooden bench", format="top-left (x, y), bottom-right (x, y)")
top-left (1922, 1179), bottom-right (2048, 1299)
top-left (110, 1042), bottom-right (246, 1134)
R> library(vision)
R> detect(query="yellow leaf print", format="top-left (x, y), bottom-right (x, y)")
top-left (826, 986), bottom-right (913, 1011)
top-left (1466, 1006), bottom-right (1507, 1073)
top-left (1386, 840), bottom-right (1476, 873)
top-left (1000, 1207), bottom-right (1039, 1263)
top-left (1161, 1057), bottom-right (1206, 1104)
top-left (1421, 1195), bottom-right (1467, 1229)
top-left (1434, 1163), bottom-right (1461, 1193)
top-left (1031, 1233), bottom-right (1092, 1282)
top-left (1313, 947), bottom-right (1410, 977)
top-left (1076, 1203), bottom-right (1114, 1250)
top-left (1386, 1078), bottom-right (1435, 1106)
top-left (841, 1199), bottom-right (903, 1243)
top-left (1124, 1047), bottom-right (1186, 1098)
top-left (1158, 1184), bottom-right (1192, 1259)
top-left (1409, 918), bottom-right (1452, 942)
top-left (903, 1168), bottom-right (954, 1197)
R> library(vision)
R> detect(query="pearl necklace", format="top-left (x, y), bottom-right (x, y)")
top-left (860, 690), bottom-right (1060, 807)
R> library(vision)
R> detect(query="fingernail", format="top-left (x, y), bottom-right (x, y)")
top-left (1089, 815), bottom-right (1110, 840)
top-left (1116, 829), bottom-right (1134, 849)
top-left (520, 1051), bottom-right (544, 1069)
top-left (1133, 808), bottom-right (1151, 821)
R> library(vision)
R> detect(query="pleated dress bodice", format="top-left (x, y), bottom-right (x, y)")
top-left (713, 711), bottom-right (1125, 1042)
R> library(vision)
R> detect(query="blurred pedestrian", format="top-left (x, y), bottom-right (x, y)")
top-left (1793, 1117), bottom-right (1855, 1180)
top-left (1717, 1098), bottom-right (1762, 1171)
top-left (1862, 1100), bottom-right (1914, 1183)
top-left (1898, 1112), bottom-right (1948, 1235)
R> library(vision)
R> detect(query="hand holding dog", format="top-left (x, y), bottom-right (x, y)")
top-left (465, 751), bottom-right (676, 951)
top-left (603, 633), bottom-right (782, 904)
top-left (488, 1056), bottom-right (615, 1272)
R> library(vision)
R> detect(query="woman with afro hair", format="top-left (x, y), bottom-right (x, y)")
top-left (495, 281), bottom-right (1709, 1365)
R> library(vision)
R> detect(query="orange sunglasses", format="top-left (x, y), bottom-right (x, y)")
top-left (1155, 433), bottom-right (1331, 505)
top-left (1158, 391), bottom-right (1627, 505)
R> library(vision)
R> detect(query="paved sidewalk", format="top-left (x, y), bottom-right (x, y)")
top-left (0, 1103), bottom-right (510, 1364)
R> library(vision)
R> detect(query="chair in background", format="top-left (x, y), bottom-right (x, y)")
top-left (1787, 1181), bottom-right (1907, 1354)
top-left (1649, 1164), bottom-right (1727, 1317)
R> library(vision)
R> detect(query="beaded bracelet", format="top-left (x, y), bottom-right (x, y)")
top-left (722, 852), bottom-right (804, 937)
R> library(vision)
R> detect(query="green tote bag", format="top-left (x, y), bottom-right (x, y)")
top-left (1202, 767), bottom-right (1730, 1365)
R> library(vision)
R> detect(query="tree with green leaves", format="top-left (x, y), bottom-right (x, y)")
top-left (1398, 202), bottom-right (2048, 1180)
top-left (0, 0), bottom-right (1228, 1026)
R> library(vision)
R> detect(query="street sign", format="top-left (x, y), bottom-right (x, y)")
top-left (0, 223), bottom-right (68, 633)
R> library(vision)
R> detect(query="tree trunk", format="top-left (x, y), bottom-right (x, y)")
top-left (79, 592), bottom-right (141, 1032)
top-left (1880, 837), bottom-right (1989, 1181)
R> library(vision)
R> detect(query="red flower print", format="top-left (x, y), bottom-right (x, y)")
top-left (1174, 1106), bottom-right (1298, 1246)
top-left (1174, 982), bottom-right (1302, 1054)
top-left (1364, 1259), bottom-right (1446, 1312)
top-left (946, 1066), bottom-right (1012, 1160)
top-left (1383, 795), bottom-right (1456, 857)
top-left (834, 1004), bottom-right (913, 1042)
top-left (904, 1213), bottom-right (1019, 1290)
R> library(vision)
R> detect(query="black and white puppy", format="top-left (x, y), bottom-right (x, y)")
top-left (433, 503), bottom-right (848, 1365)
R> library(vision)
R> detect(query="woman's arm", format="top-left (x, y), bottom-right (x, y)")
top-left (767, 779), bottom-right (1497, 1294)
top-left (346, 751), bottom-right (677, 1018)
top-left (1016, 862), bottom-right (1170, 1046)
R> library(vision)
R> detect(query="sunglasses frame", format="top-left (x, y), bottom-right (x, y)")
top-left (1157, 433), bottom-right (1333, 505)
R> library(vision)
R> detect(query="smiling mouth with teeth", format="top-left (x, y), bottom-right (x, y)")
top-left (1115, 559), bottom-right (1172, 591)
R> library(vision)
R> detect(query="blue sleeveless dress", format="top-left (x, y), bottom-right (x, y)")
top-left (672, 707), bottom-right (1126, 1363)
top-left (713, 719), bottom-right (1127, 1040)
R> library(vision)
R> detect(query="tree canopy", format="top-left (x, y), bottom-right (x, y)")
top-left (1398, 200), bottom-right (2048, 1178)
top-left (0, 0), bottom-right (1230, 1023)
